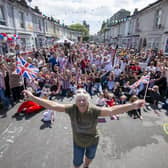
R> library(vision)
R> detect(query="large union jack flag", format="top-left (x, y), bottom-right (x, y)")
top-left (16, 56), bottom-right (39, 79)
top-left (130, 75), bottom-right (150, 89)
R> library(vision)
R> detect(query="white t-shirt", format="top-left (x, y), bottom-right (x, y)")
top-left (114, 68), bottom-right (122, 77)
top-left (97, 98), bottom-right (106, 106)
top-left (104, 58), bottom-right (113, 72)
top-left (43, 110), bottom-right (53, 121)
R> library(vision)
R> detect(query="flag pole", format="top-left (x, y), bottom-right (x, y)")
top-left (15, 45), bottom-right (26, 90)
top-left (112, 45), bottom-right (118, 67)
top-left (143, 72), bottom-right (151, 100)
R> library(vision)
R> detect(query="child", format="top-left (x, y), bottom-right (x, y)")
top-left (96, 93), bottom-right (107, 107)
top-left (106, 93), bottom-right (119, 120)
top-left (128, 95), bottom-right (143, 120)
top-left (118, 95), bottom-right (127, 104)
top-left (42, 109), bottom-right (55, 128)
top-left (96, 93), bottom-right (107, 123)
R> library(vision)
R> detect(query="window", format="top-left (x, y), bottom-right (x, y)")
top-left (54, 24), bottom-right (56, 33)
top-left (165, 39), bottom-right (168, 53)
top-left (19, 11), bottom-right (25, 28)
top-left (0, 5), bottom-right (6, 25)
top-left (8, 5), bottom-right (14, 27)
top-left (155, 9), bottom-right (162, 28)
top-left (135, 18), bottom-right (140, 32)
top-left (20, 38), bottom-right (26, 51)
top-left (45, 21), bottom-right (48, 32)
top-left (38, 19), bottom-right (41, 31)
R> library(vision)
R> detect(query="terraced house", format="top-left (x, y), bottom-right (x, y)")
top-left (0, 0), bottom-right (81, 55)
top-left (97, 0), bottom-right (168, 55)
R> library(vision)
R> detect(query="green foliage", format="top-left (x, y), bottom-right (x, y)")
top-left (83, 36), bottom-right (89, 41)
top-left (69, 23), bottom-right (89, 36)
top-left (100, 21), bottom-right (107, 33)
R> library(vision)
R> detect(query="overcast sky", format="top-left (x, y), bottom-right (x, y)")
top-left (30, 0), bottom-right (157, 35)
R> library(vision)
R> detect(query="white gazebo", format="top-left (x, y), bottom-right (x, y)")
top-left (55, 37), bottom-right (74, 45)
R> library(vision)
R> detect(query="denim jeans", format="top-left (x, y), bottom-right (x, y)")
top-left (136, 82), bottom-right (145, 95)
top-left (93, 82), bottom-right (103, 94)
top-left (73, 142), bottom-right (98, 167)
top-left (0, 88), bottom-right (11, 109)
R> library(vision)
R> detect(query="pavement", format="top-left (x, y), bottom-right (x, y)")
top-left (0, 97), bottom-right (168, 168)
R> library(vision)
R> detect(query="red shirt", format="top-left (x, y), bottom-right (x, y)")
top-left (81, 59), bottom-right (90, 69)
top-left (106, 99), bottom-right (115, 107)
top-left (129, 65), bottom-right (141, 74)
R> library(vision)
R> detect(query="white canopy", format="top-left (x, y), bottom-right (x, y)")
top-left (55, 37), bottom-right (74, 45)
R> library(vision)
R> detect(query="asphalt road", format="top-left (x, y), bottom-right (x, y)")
top-left (0, 97), bottom-right (168, 168)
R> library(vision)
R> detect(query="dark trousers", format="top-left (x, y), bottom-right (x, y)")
top-left (11, 86), bottom-right (24, 102)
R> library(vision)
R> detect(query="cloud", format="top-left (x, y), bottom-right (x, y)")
top-left (31, 0), bottom-right (157, 35)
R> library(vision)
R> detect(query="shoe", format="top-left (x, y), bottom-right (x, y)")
top-left (4, 106), bottom-right (11, 111)
top-left (19, 99), bottom-right (24, 103)
top-left (112, 115), bottom-right (117, 120)
top-left (139, 116), bottom-right (143, 120)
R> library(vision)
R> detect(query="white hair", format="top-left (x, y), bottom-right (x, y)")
top-left (74, 88), bottom-right (91, 104)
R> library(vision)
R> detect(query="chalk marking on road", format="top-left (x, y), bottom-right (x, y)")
top-left (163, 123), bottom-right (168, 135)
top-left (6, 139), bottom-right (14, 144)
top-left (1, 123), bottom-right (13, 136)
top-left (42, 152), bottom-right (49, 168)
top-left (46, 139), bottom-right (50, 145)
top-left (0, 123), bottom-right (24, 158)
top-left (0, 144), bottom-right (9, 158)
top-left (11, 136), bottom-right (14, 139)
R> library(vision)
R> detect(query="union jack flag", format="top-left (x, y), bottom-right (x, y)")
top-left (130, 75), bottom-right (150, 89)
top-left (16, 56), bottom-right (39, 79)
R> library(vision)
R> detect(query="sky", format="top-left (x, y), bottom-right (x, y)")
top-left (30, 0), bottom-right (157, 35)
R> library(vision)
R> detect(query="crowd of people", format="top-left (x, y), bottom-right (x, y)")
top-left (0, 41), bottom-right (168, 117)
top-left (1, 41), bottom-right (168, 168)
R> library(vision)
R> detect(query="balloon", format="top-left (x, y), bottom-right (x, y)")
top-left (0, 34), bottom-right (3, 40)
top-left (8, 37), bottom-right (13, 41)
top-left (1, 33), bottom-right (7, 37)
top-left (3, 36), bottom-right (7, 42)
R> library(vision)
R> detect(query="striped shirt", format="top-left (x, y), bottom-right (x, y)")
top-left (0, 72), bottom-right (5, 89)
top-left (61, 78), bottom-right (70, 89)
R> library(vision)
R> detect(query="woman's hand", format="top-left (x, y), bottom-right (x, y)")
top-left (23, 90), bottom-right (34, 100)
top-left (132, 99), bottom-right (145, 109)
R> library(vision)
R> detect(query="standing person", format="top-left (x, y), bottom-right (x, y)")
top-left (0, 62), bottom-right (12, 110)
top-left (8, 62), bottom-right (24, 104)
top-left (23, 88), bottom-right (145, 168)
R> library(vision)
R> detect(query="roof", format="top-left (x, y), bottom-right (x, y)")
top-left (137, 0), bottom-right (163, 14)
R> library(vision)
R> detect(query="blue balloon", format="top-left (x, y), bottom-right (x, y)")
top-left (0, 34), bottom-right (4, 39)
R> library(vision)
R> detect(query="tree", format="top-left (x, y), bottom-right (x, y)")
top-left (133, 8), bottom-right (138, 15)
top-left (69, 23), bottom-right (89, 41)
top-left (69, 23), bottom-right (88, 35)
top-left (100, 21), bottom-right (107, 33)
top-left (34, 6), bottom-right (41, 14)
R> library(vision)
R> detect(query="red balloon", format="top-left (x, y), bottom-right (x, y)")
top-left (1, 33), bottom-right (7, 37)
top-left (8, 37), bottom-right (13, 41)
